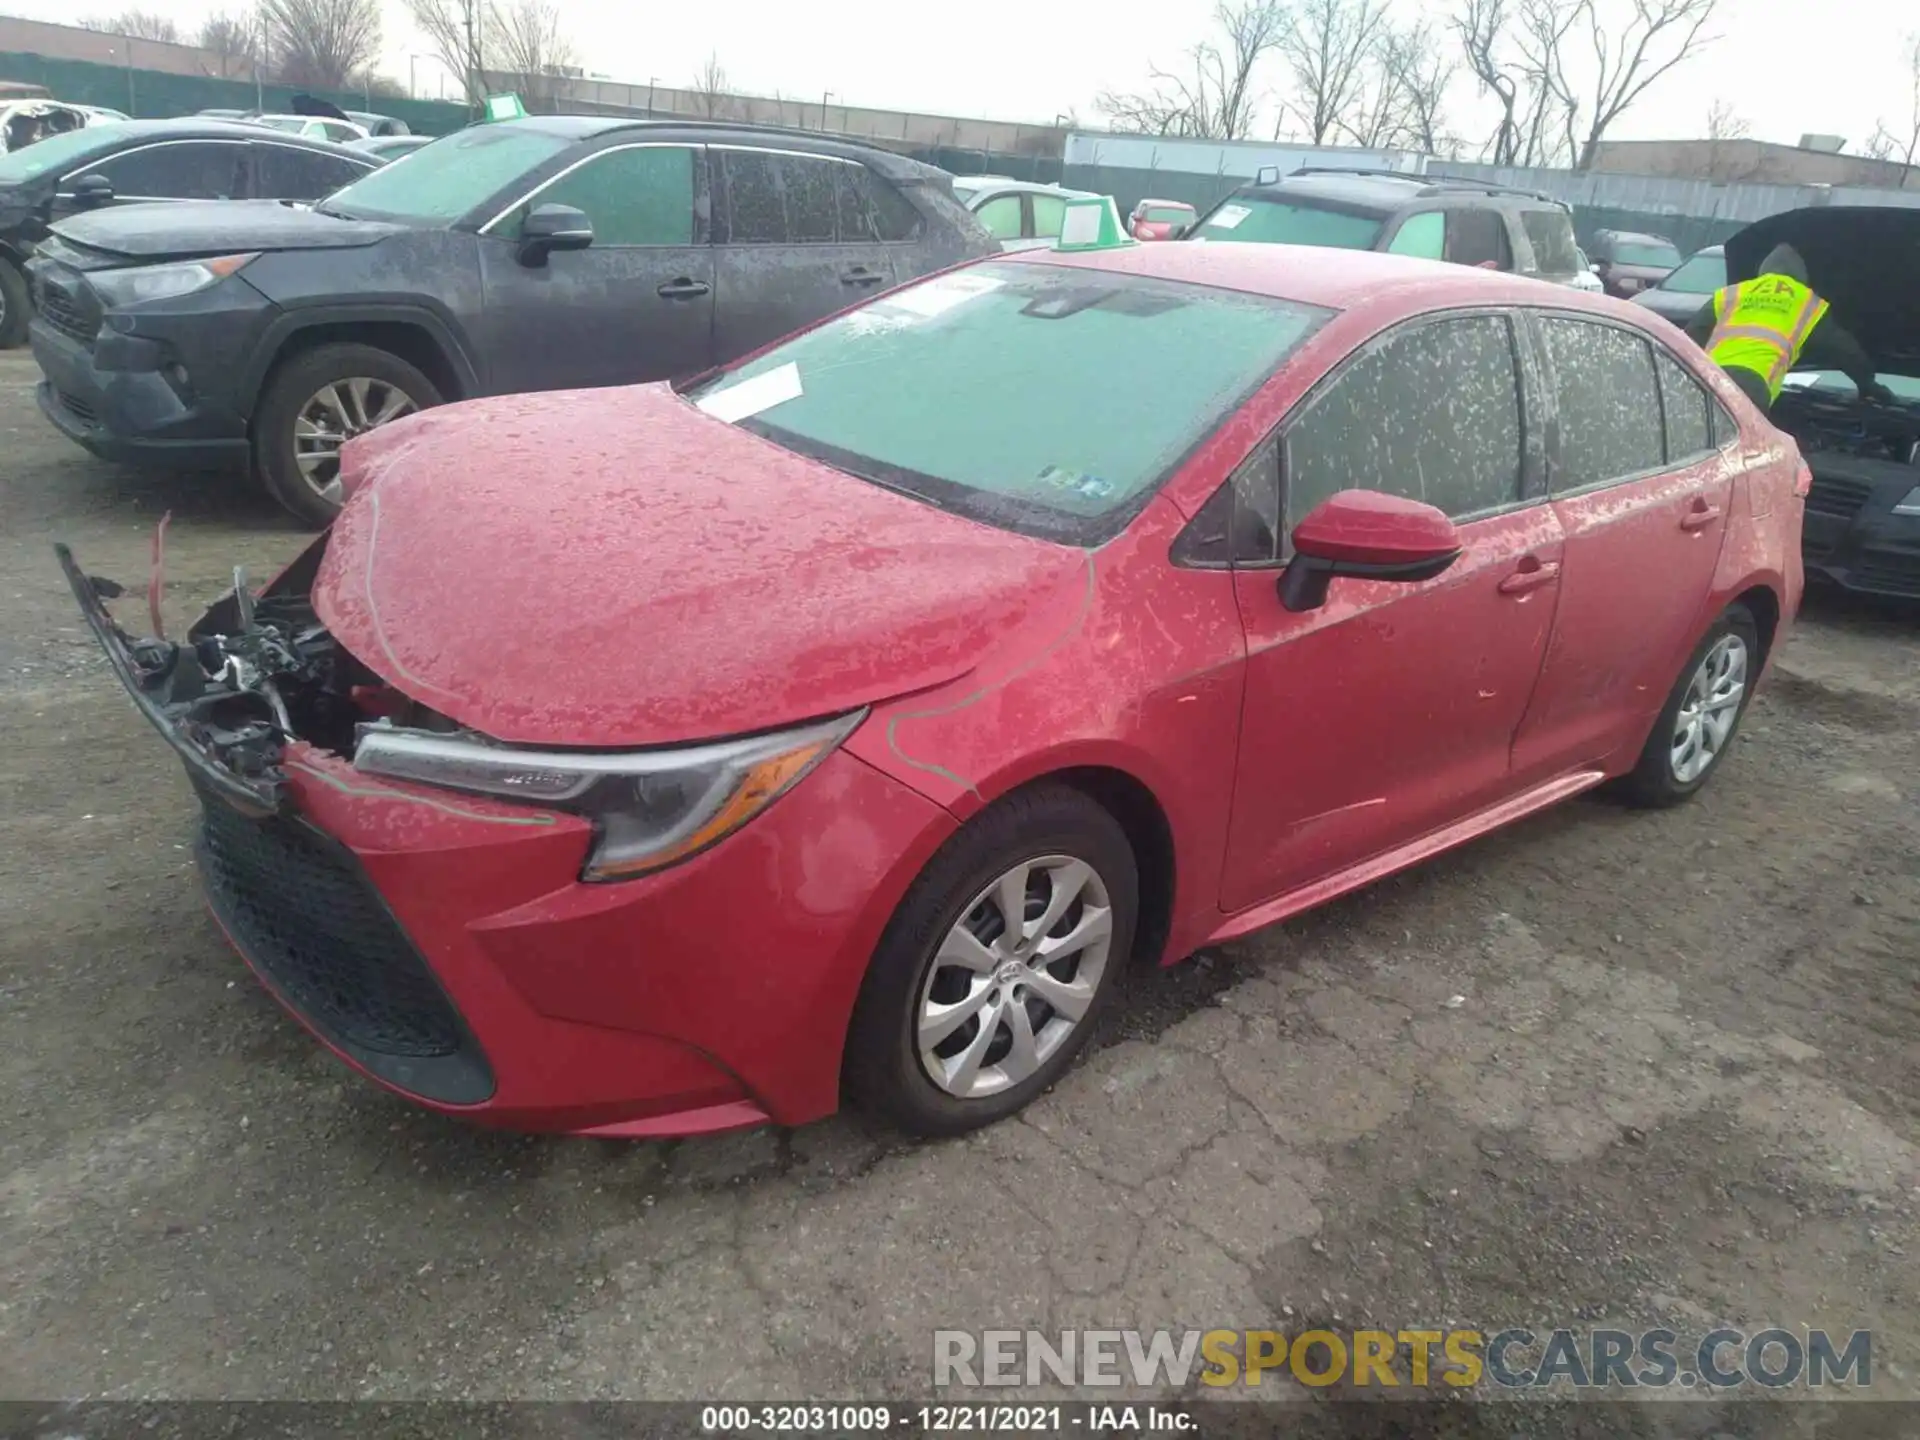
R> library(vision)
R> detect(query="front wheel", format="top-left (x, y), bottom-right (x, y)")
top-left (253, 343), bottom-right (441, 527)
top-left (844, 784), bottom-right (1138, 1137)
top-left (1620, 603), bottom-right (1761, 807)
top-left (0, 255), bottom-right (30, 348)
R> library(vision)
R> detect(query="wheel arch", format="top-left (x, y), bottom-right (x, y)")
top-left (243, 308), bottom-right (479, 425)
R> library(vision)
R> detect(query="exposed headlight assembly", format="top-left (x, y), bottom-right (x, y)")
top-left (87, 252), bottom-right (257, 308)
top-left (352, 712), bottom-right (864, 881)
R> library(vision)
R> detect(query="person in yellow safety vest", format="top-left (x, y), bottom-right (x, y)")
top-left (1683, 242), bottom-right (1892, 414)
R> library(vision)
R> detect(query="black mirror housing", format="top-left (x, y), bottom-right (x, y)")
top-left (517, 203), bottom-right (593, 267)
top-left (72, 173), bottom-right (114, 206)
top-left (1278, 548), bottom-right (1461, 613)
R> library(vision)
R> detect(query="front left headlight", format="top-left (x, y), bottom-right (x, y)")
top-left (87, 252), bottom-right (258, 309)
top-left (1893, 485), bottom-right (1920, 517)
top-left (352, 712), bottom-right (864, 881)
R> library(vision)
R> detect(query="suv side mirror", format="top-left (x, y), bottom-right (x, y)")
top-left (71, 173), bottom-right (115, 207)
top-left (1279, 490), bottom-right (1462, 613)
top-left (517, 203), bottom-right (593, 266)
top-left (1254, 164), bottom-right (1281, 186)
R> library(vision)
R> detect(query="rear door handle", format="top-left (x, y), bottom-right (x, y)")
top-left (656, 278), bottom-right (710, 299)
top-left (1681, 502), bottom-right (1722, 531)
top-left (840, 268), bottom-right (885, 287)
top-left (1497, 558), bottom-right (1561, 595)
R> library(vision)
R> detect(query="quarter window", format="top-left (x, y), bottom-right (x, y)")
top-left (833, 165), bottom-right (921, 241)
top-left (1518, 209), bottom-right (1580, 273)
top-left (1654, 348), bottom-right (1713, 463)
top-left (519, 145), bottom-right (695, 246)
top-left (1537, 316), bottom-right (1665, 489)
top-left (1285, 314), bottom-right (1525, 528)
top-left (90, 142), bottom-right (247, 199)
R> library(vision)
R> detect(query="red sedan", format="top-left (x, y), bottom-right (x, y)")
top-left (64, 242), bottom-right (1805, 1140)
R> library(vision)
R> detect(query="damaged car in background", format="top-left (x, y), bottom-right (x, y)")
top-left (62, 242), bottom-right (1804, 1145)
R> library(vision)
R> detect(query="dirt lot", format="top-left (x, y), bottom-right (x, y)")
top-left (2, 347), bottom-right (1917, 1425)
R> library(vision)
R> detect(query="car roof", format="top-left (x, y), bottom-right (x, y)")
top-left (1233, 169), bottom-right (1568, 215)
top-left (46, 117), bottom-right (359, 149)
top-left (957, 177), bottom-right (1097, 199)
top-left (494, 115), bottom-right (945, 181)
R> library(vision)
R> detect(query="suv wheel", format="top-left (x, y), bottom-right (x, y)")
top-left (0, 256), bottom-right (30, 348)
top-left (254, 342), bottom-right (441, 526)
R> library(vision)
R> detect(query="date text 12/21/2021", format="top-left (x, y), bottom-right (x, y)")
top-left (700, 1404), bottom-right (1197, 1433)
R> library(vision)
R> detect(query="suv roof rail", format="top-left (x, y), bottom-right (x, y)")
top-left (1414, 174), bottom-right (1566, 205)
top-left (1286, 165), bottom-right (1423, 181)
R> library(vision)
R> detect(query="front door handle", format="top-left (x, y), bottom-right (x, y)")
top-left (1497, 557), bottom-right (1561, 595)
top-left (840, 267), bottom-right (886, 287)
top-left (1681, 500), bottom-right (1722, 531)
top-left (656, 278), bottom-right (710, 299)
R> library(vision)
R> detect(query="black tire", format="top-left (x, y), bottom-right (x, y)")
top-left (844, 783), bottom-right (1138, 1137)
top-left (252, 342), bottom-right (441, 528)
top-left (1619, 603), bottom-right (1761, 808)
top-left (0, 255), bottom-right (30, 349)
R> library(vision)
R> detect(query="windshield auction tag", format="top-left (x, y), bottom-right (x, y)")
top-left (696, 362), bottom-right (803, 424)
top-left (881, 273), bottom-right (1004, 320)
top-left (1208, 204), bottom-right (1250, 231)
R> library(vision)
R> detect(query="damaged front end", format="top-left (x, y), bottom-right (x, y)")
top-left (1, 101), bottom-right (90, 154)
top-left (57, 535), bottom-right (404, 816)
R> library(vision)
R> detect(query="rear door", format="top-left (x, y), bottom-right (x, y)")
top-left (710, 147), bottom-right (897, 360)
top-left (477, 140), bottom-right (714, 393)
top-left (1220, 310), bottom-right (1564, 911)
top-left (55, 138), bottom-right (251, 222)
top-left (1509, 313), bottom-right (1736, 777)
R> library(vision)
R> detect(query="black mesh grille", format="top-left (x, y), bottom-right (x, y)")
top-left (1853, 549), bottom-right (1920, 597)
top-left (56, 390), bottom-right (98, 423)
top-left (194, 789), bottom-right (464, 1059)
top-left (1805, 475), bottom-right (1872, 519)
top-left (34, 282), bottom-right (98, 343)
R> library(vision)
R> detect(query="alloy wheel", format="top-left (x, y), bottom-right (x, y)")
top-left (1669, 632), bottom-right (1748, 784)
top-left (293, 377), bottom-right (420, 502)
top-left (915, 855), bottom-right (1114, 1100)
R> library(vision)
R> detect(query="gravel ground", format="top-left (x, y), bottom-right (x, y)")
top-left (1, 349), bottom-right (1917, 1432)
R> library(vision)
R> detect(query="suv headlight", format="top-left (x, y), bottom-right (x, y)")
top-left (1894, 485), bottom-right (1920, 517)
top-left (352, 712), bottom-right (863, 881)
top-left (87, 253), bottom-right (257, 308)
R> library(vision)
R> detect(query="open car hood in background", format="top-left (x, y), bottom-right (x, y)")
top-left (1726, 206), bottom-right (1920, 376)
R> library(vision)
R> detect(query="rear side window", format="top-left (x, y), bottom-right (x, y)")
top-left (92, 141), bottom-right (247, 199)
top-left (1519, 209), bottom-right (1580, 273)
top-left (974, 193), bottom-right (1022, 241)
top-left (1537, 316), bottom-right (1665, 489)
top-left (1386, 211), bottom-right (1445, 259)
top-left (520, 144), bottom-right (695, 246)
top-left (1444, 209), bottom-right (1512, 269)
top-left (1285, 314), bottom-right (1524, 526)
top-left (1030, 192), bottom-right (1068, 241)
top-left (780, 155), bottom-right (840, 242)
top-left (256, 144), bottom-right (372, 200)
top-left (1655, 348), bottom-right (1713, 462)
top-left (714, 150), bottom-right (783, 243)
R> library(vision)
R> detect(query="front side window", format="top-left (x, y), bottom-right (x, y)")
top-left (1386, 211), bottom-right (1445, 259)
top-left (516, 145), bottom-right (696, 246)
top-left (1537, 316), bottom-right (1665, 490)
top-left (1659, 251), bottom-right (1726, 294)
top-left (1444, 209), bottom-right (1512, 269)
top-left (93, 142), bottom-right (247, 199)
top-left (324, 124), bottom-right (571, 223)
top-left (1519, 209), bottom-right (1580, 273)
top-left (683, 262), bottom-right (1332, 544)
top-left (974, 193), bottom-right (1023, 241)
top-left (1285, 314), bottom-right (1524, 527)
top-left (1191, 197), bottom-right (1383, 249)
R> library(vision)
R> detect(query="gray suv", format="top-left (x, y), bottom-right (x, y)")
top-left (27, 117), bottom-right (993, 525)
top-left (1186, 167), bottom-right (1586, 286)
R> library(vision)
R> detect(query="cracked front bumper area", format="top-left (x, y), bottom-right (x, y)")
top-left (60, 542), bottom-right (958, 1135)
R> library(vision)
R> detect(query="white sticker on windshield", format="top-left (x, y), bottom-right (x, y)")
top-left (1207, 204), bottom-right (1250, 231)
top-left (696, 362), bottom-right (803, 424)
top-left (882, 272), bottom-right (1005, 319)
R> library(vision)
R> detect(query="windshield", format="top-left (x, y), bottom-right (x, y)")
top-left (1659, 251), bottom-right (1726, 293)
top-left (319, 125), bottom-right (571, 223)
top-left (1611, 240), bottom-right (1682, 268)
top-left (1144, 206), bottom-right (1192, 223)
top-left (1191, 197), bottom-right (1383, 249)
top-left (0, 125), bottom-right (120, 183)
top-left (682, 262), bottom-right (1331, 544)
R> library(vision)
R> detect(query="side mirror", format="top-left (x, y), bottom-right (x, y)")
top-left (71, 173), bottom-right (114, 206)
top-left (1255, 164), bottom-right (1281, 186)
top-left (1278, 489), bottom-right (1462, 613)
top-left (517, 203), bottom-right (592, 267)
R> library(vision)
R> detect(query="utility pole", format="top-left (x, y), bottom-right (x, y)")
top-left (821, 89), bottom-right (832, 131)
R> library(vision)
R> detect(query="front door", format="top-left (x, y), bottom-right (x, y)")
top-left (1222, 312), bottom-right (1563, 913)
top-left (1509, 314), bottom-right (1736, 776)
top-left (709, 147), bottom-right (897, 361)
top-left (476, 141), bottom-right (715, 394)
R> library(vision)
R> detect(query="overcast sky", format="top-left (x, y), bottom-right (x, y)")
top-left (8, 0), bottom-right (1914, 154)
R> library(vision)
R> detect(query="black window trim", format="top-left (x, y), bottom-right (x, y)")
top-left (57, 138), bottom-right (250, 200)
top-left (1171, 303), bottom-right (1542, 571)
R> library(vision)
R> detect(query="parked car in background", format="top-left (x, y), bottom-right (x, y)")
top-left (1128, 198), bottom-right (1196, 240)
top-left (1631, 244), bottom-right (1725, 325)
top-left (60, 241), bottom-right (1801, 1139)
top-left (1587, 229), bottom-right (1683, 298)
top-left (345, 110), bottom-right (410, 138)
top-left (0, 119), bottom-right (378, 347)
top-left (1186, 168), bottom-right (1589, 287)
top-left (250, 113), bottom-right (371, 145)
top-left (28, 117), bottom-right (994, 524)
top-left (1737, 208), bottom-right (1920, 600)
top-left (1, 98), bottom-right (90, 154)
top-left (352, 134), bottom-right (435, 164)
top-left (949, 175), bottom-right (1102, 251)
top-left (1569, 245), bottom-right (1604, 292)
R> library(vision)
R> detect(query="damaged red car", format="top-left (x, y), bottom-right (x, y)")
top-left (63, 242), bottom-right (1804, 1140)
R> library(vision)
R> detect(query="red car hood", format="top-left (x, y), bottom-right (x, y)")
top-left (314, 384), bottom-right (1082, 748)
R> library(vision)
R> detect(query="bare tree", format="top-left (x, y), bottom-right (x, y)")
top-left (1097, 0), bottom-right (1287, 139)
top-left (1515, 0), bottom-right (1580, 167)
top-left (1704, 96), bottom-right (1747, 141)
top-left (82, 9), bottom-right (181, 42)
top-left (404, 0), bottom-right (490, 106)
top-left (1394, 23), bottom-right (1459, 154)
top-left (492, 0), bottom-right (575, 107)
top-left (1453, 0), bottom-right (1530, 164)
top-left (1864, 33), bottom-right (1920, 171)
top-left (1569, 0), bottom-right (1719, 168)
top-left (259, 0), bottom-right (382, 90)
top-left (691, 52), bottom-right (728, 118)
top-left (196, 12), bottom-right (258, 79)
top-left (1334, 20), bottom-right (1456, 152)
top-left (1280, 0), bottom-right (1394, 145)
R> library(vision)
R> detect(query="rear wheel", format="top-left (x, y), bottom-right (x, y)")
top-left (1620, 603), bottom-right (1760, 807)
top-left (844, 784), bottom-right (1137, 1137)
top-left (0, 255), bottom-right (30, 348)
top-left (253, 342), bottom-right (440, 527)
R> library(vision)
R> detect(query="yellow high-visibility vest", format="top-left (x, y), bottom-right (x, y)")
top-left (1704, 276), bottom-right (1830, 402)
